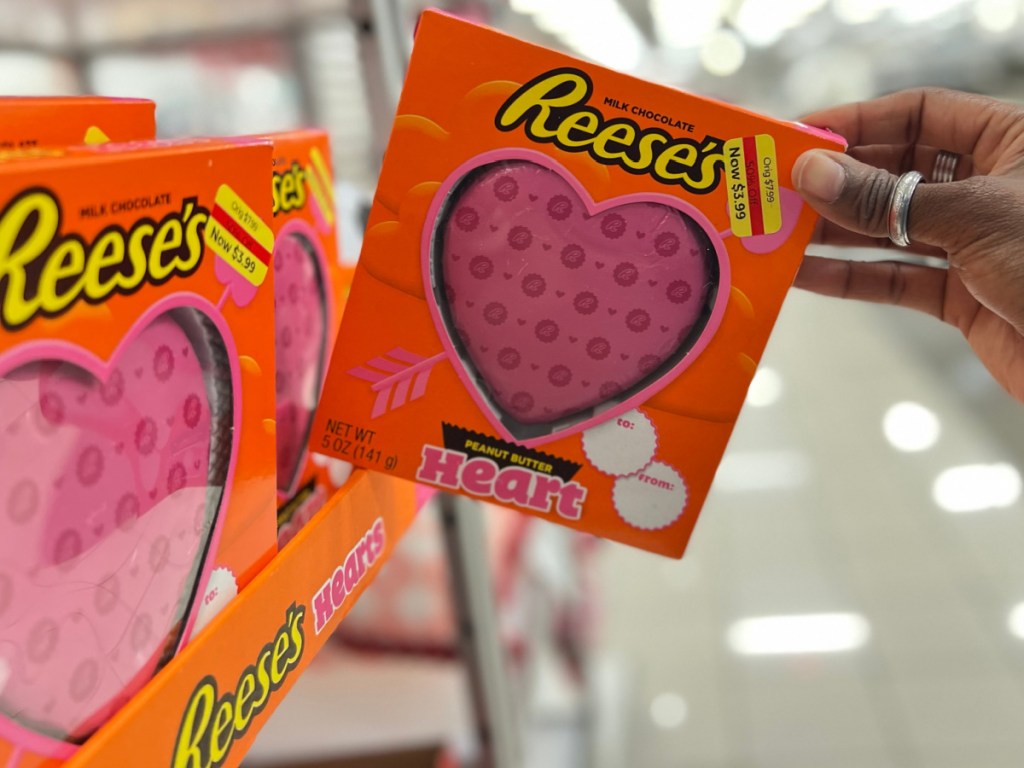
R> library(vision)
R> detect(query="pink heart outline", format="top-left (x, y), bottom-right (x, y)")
top-left (0, 293), bottom-right (241, 759)
top-left (273, 218), bottom-right (335, 501)
top-left (421, 148), bottom-right (732, 448)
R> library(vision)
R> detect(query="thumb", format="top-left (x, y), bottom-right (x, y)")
top-left (792, 149), bottom-right (972, 251)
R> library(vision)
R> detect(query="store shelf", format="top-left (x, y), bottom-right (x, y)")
top-left (6, 471), bottom-right (419, 768)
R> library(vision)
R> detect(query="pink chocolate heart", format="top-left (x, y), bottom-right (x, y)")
top-left (273, 224), bottom-right (329, 495)
top-left (0, 305), bottom-right (234, 748)
top-left (430, 156), bottom-right (721, 439)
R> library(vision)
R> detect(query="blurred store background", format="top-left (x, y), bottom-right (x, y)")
top-left (2, 1), bottom-right (1024, 766)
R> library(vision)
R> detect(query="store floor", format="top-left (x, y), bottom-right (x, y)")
top-left (598, 275), bottom-right (1024, 767)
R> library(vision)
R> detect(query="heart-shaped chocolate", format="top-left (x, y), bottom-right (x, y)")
top-left (0, 305), bottom-right (234, 746)
top-left (273, 223), bottom-right (329, 495)
top-left (427, 156), bottom-right (724, 443)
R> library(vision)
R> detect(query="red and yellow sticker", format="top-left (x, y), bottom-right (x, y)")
top-left (208, 183), bottom-right (274, 286)
top-left (724, 134), bottom-right (781, 238)
top-left (306, 145), bottom-right (335, 227)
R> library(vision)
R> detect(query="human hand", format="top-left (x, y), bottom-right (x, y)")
top-left (790, 88), bottom-right (1024, 402)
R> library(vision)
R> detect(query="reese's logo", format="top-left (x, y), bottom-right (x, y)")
top-left (272, 147), bottom-right (334, 228)
top-left (272, 162), bottom-right (307, 215)
top-left (171, 605), bottom-right (306, 768)
top-left (495, 68), bottom-right (725, 194)
top-left (0, 188), bottom-right (208, 331)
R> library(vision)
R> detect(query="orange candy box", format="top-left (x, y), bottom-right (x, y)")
top-left (0, 138), bottom-right (277, 765)
top-left (312, 10), bottom-right (845, 557)
top-left (0, 96), bottom-right (155, 149)
top-left (259, 129), bottom-right (354, 545)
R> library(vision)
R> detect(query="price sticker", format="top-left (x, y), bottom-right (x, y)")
top-left (207, 183), bottom-right (274, 286)
top-left (306, 145), bottom-right (336, 227)
top-left (724, 134), bottom-right (781, 238)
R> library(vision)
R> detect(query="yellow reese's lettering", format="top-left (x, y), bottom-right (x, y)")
top-left (272, 162), bottom-right (307, 215)
top-left (495, 68), bottom-right (725, 194)
top-left (172, 605), bottom-right (306, 768)
top-left (0, 188), bottom-right (208, 330)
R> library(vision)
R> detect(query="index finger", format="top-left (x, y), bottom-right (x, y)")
top-left (800, 88), bottom-right (1021, 171)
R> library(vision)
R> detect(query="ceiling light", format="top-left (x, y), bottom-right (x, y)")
top-left (933, 463), bottom-right (1022, 513)
top-left (735, 0), bottom-right (788, 46)
top-left (524, 0), bottom-right (646, 72)
top-left (510, 0), bottom-right (546, 14)
top-left (727, 612), bottom-right (870, 655)
top-left (1008, 603), bottom-right (1024, 639)
top-left (882, 401), bottom-right (940, 452)
top-left (734, 0), bottom-right (828, 46)
top-left (700, 29), bottom-right (746, 76)
top-left (892, 0), bottom-right (968, 23)
top-left (651, 0), bottom-right (725, 48)
top-left (975, 0), bottom-right (1019, 31)
top-left (832, 0), bottom-right (889, 24)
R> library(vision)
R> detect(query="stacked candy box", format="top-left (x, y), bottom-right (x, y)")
top-left (0, 138), bottom-right (276, 765)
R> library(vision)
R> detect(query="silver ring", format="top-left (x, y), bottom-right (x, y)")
top-left (932, 150), bottom-right (959, 183)
top-left (887, 170), bottom-right (923, 248)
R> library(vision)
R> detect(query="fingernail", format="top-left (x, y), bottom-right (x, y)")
top-left (795, 151), bottom-right (846, 203)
